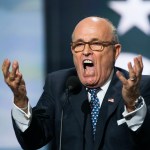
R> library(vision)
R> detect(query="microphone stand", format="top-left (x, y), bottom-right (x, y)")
top-left (59, 88), bottom-right (69, 150)
top-left (58, 76), bottom-right (81, 150)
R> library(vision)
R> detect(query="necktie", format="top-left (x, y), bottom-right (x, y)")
top-left (88, 88), bottom-right (100, 138)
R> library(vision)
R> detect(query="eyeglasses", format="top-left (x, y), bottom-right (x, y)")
top-left (71, 41), bottom-right (117, 53)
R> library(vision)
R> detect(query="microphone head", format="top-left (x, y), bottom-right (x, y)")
top-left (66, 76), bottom-right (82, 94)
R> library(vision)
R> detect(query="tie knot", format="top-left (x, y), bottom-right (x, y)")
top-left (88, 88), bottom-right (100, 95)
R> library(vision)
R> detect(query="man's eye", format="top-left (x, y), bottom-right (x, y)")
top-left (75, 43), bottom-right (84, 47)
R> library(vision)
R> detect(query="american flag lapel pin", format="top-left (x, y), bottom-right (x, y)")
top-left (108, 98), bottom-right (114, 103)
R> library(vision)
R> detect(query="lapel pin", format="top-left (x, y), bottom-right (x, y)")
top-left (108, 98), bottom-right (114, 103)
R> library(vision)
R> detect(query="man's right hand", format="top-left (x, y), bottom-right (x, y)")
top-left (2, 59), bottom-right (28, 109)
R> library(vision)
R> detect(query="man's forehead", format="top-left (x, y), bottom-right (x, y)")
top-left (74, 18), bottom-right (111, 34)
top-left (72, 17), bottom-right (113, 41)
top-left (73, 23), bottom-right (112, 40)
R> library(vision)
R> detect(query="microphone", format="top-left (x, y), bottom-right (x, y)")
top-left (59, 76), bottom-right (81, 150)
top-left (66, 76), bottom-right (81, 94)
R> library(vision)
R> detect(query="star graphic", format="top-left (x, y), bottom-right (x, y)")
top-left (108, 0), bottom-right (150, 35)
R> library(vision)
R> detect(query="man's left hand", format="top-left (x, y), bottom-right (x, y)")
top-left (116, 55), bottom-right (143, 112)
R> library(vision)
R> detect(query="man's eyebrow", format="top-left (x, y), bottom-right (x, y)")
top-left (73, 38), bottom-right (100, 43)
top-left (90, 38), bottom-right (100, 42)
top-left (72, 39), bottom-right (84, 43)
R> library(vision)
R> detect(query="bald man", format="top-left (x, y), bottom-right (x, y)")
top-left (2, 16), bottom-right (150, 150)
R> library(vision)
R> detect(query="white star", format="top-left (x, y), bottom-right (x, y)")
top-left (108, 0), bottom-right (150, 35)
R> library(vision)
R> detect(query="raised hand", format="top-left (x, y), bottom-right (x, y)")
top-left (2, 59), bottom-right (28, 108)
top-left (116, 55), bottom-right (143, 112)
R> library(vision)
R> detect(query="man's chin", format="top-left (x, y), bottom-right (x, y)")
top-left (82, 79), bottom-right (97, 87)
top-left (78, 74), bottom-right (97, 86)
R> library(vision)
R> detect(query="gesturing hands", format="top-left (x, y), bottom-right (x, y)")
top-left (116, 55), bottom-right (143, 112)
top-left (2, 59), bottom-right (28, 108)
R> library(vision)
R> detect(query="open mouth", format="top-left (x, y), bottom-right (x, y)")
top-left (83, 59), bottom-right (94, 69)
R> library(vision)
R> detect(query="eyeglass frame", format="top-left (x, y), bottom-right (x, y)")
top-left (71, 40), bottom-right (117, 53)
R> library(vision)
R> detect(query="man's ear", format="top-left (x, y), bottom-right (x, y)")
top-left (71, 47), bottom-right (73, 54)
top-left (114, 44), bottom-right (121, 60)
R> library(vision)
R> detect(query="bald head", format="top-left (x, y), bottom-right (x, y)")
top-left (72, 16), bottom-right (118, 43)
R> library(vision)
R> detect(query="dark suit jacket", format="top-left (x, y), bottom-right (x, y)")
top-left (12, 67), bottom-right (150, 150)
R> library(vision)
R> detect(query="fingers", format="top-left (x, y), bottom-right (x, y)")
top-left (128, 62), bottom-right (136, 81)
top-left (116, 55), bottom-right (143, 85)
top-left (9, 60), bottom-right (19, 80)
top-left (2, 59), bottom-right (22, 87)
top-left (116, 70), bottom-right (127, 85)
top-left (15, 69), bottom-right (22, 83)
top-left (10, 62), bottom-right (23, 88)
top-left (128, 55), bottom-right (143, 81)
top-left (134, 55), bottom-right (143, 76)
top-left (2, 59), bottom-right (11, 79)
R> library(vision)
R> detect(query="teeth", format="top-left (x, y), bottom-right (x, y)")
top-left (83, 59), bottom-right (93, 69)
top-left (84, 60), bottom-right (92, 64)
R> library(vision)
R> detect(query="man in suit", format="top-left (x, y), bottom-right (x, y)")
top-left (2, 16), bottom-right (150, 150)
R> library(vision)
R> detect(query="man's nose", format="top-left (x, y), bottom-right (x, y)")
top-left (82, 44), bottom-right (92, 56)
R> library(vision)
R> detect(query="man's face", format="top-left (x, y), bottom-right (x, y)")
top-left (71, 18), bottom-right (121, 88)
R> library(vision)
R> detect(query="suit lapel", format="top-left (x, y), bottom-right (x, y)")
top-left (69, 84), bottom-right (94, 149)
top-left (94, 70), bottom-right (123, 150)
